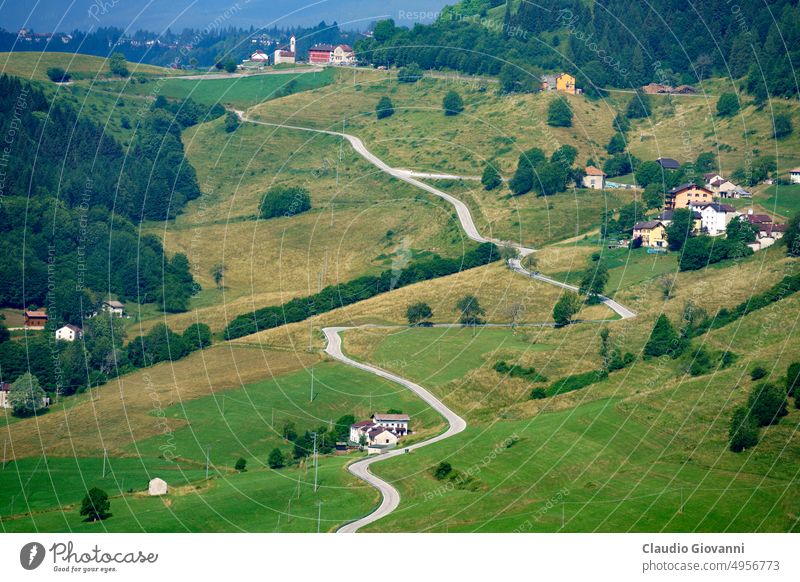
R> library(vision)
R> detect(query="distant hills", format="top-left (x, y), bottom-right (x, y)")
top-left (0, 0), bottom-right (449, 31)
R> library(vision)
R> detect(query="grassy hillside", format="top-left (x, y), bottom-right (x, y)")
top-left (0, 51), bottom-right (179, 81)
top-left (333, 247), bottom-right (800, 532)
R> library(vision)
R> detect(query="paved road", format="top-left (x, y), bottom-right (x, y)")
top-left (237, 112), bottom-right (636, 531)
top-left (323, 327), bottom-right (467, 532)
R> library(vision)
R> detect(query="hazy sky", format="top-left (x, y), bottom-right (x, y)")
top-left (1, 0), bottom-right (452, 32)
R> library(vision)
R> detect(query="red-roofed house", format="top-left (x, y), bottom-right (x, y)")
top-left (24, 310), bottom-right (47, 328)
top-left (308, 43), bottom-right (336, 64)
top-left (582, 166), bottom-right (606, 190)
top-left (332, 44), bottom-right (356, 65)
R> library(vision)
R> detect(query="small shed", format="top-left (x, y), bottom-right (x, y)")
top-left (148, 477), bottom-right (168, 496)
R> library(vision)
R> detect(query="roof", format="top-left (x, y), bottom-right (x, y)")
top-left (789, 167), bottom-right (800, 173)
top-left (633, 220), bottom-right (663, 230)
top-left (656, 158), bottom-right (681, 169)
top-left (104, 300), bottom-right (124, 308)
top-left (367, 427), bottom-right (393, 438)
top-left (704, 172), bottom-right (722, 180)
top-left (372, 413), bottom-right (410, 421)
top-left (59, 324), bottom-right (82, 333)
top-left (745, 214), bottom-right (772, 224)
top-left (275, 49), bottom-right (295, 56)
top-left (0, 382), bottom-right (10, 392)
top-left (668, 183), bottom-right (711, 195)
top-left (765, 223), bottom-right (786, 234)
top-left (691, 202), bottom-right (736, 213)
top-left (309, 43), bottom-right (336, 52)
top-left (336, 44), bottom-right (353, 52)
top-left (351, 420), bottom-right (374, 428)
top-left (584, 166), bottom-right (605, 176)
top-left (24, 310), bottom-right (47, 318)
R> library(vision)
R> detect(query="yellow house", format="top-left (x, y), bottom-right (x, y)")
top-left (555, 73), bottom-right (576, 95)
top-left (633, 220), bottom-right (667, 248)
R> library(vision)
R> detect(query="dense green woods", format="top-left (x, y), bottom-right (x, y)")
top-left (357, 0), bottom-right (800, 99)
top-left (0, 75), bottom-right (204, 315)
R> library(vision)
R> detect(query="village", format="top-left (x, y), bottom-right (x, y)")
top-left (244, 35), bottom-right (356, 68)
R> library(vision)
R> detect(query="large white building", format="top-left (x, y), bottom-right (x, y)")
top-left (349, 414), bottom-right (410, 447)
top-left (689, 201), bottom-right (738, 236)
top-left (55, 324), bottom-right (82, 342)
top-left (148, 478), bottom-right (168, 496)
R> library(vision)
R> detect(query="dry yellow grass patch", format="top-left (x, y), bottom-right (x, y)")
top-left (247, 71), bottom-right (618, 177)
top-left (2, 345), bottom-right (315, 460)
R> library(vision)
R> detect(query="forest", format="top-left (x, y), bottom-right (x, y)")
top-left (355, 0), bottom-right (800, 100)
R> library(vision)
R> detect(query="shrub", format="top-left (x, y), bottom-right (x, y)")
top-left (46, 67), bottom-right (71, 82)
top-left (786, 362), bottom-right (800, 397)
top-left (481, 163), bottom-right (502, 190)
top-left (530, 387), bottom-right (547, 399)
top-left (235, 458), bottom-right (247, 472)
top-left (747, 382), bottom-right (788, 426)
top-left (406, 301), bottom-right (433, 326)
top-left (456, 295), bottom-right (485, 325)
top-left (625, 91), bottom-right (651, 119)
top-left (728, 406), bottom-right (759, 452)
top-left (643, 315), bottom-right (683, 358)
top-left (494, 360), bottom-right (547, 383)
top-left (433, 461), bottom-right (453, 480)
top-left (398, 63), bottom-right (422, 83)
top-left (183, 323), bottom-right (212, 351)
top-left (772, 112), bottom-right (793, 138)
top-left (260, 186), bottom-right (311, 219)
top-left (716, 92), bottom-right (740, 117)
top-left (547, 370), bottom-right (608, 397)
top-left (224, 111), bottom-right (240, 133)
top-left (547, 97), bottom-right (573, 127)
top-left (552, 292), bottom-right (582, 326)
top-left (376, 95), bottom-right (394, 119)
top-left (268, 448), bottom-right (286, 469)
top-left (443, 90), bottom-right (464, 115)
top-left (750, 365), bottom-right (768, 380)
top-left (606, 132), bottom-right (626, 154)
top-left (80, 487), bottom-right (111, 521)
top-left (109, 52), bottom-right (129, 77)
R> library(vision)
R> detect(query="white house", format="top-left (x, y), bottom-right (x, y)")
top-left (248, 49), bottom-right (269, 63)
top-left (690, 202), bottom-right (738, 236)
top-left (582, 166), bottom-right (606, 190)
top-left (790, 167), bottom-right (800, 184)
top-left (55, 324), bottom-right (82, 342)
top-left (101, 300), bottom-right (125, 317)
top-left (148, 478), bottom-right (168, 496)
top-left (0, 382), bottom-right (10, 409)
top-left (371, 413), bottom-right (410, 431)
top-left (708, 177), bottom-right (737, 196)
top-left (273, 35), bottom-right (296, 64)
top-left (350, 414), bottom-right (409, 447)
top-left (331, 44), bottom-right (356, 65)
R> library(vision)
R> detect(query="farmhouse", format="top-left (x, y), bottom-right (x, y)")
top-left (790, 167), bottom-right (800, 184)
top-left (148, 478), bottom-right (168, 496)
top-left (350, 413), bottom-right (409, 447)
top-left (273, 36), bottom-right (296, 64)
top-left (632, 220), bottom-right (667, 248)
top-left (541, 72), bottom-right (576, 94)
top-left (582, 166), bottom-right (606, 189)
top-left (24, 310), bottom-right (47, 328)
top-left (665, 183), bottom-right (714, 209)
top-left (689, 202), bottom-right (738, 236)
top-left (707, 177), bottom-right (737, 196)
top-left (101, 300), bottom-right (125, 317)
top-left (55, 324), bottom-right (82, 342)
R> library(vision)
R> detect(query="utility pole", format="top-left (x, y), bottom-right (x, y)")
top-left (317, 502), bottom-right (323, 533)
top-left (561, 504), bottom-right (565, 529)
top-left (205, 446), bottom-right (211, 479)
top-left (102, 448), bottom-right (107, 478)
top-left (2, 439), bottom-right (6, 469)
top-left (311, 432), bottom-right (319, 493)
top-left (310, 367), bottom-right (315, 402)
top-left (309, 319), bottom-right (313, 352)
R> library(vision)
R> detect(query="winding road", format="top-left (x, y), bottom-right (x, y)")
top-left (237, 111), bottom-right (635, 531)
